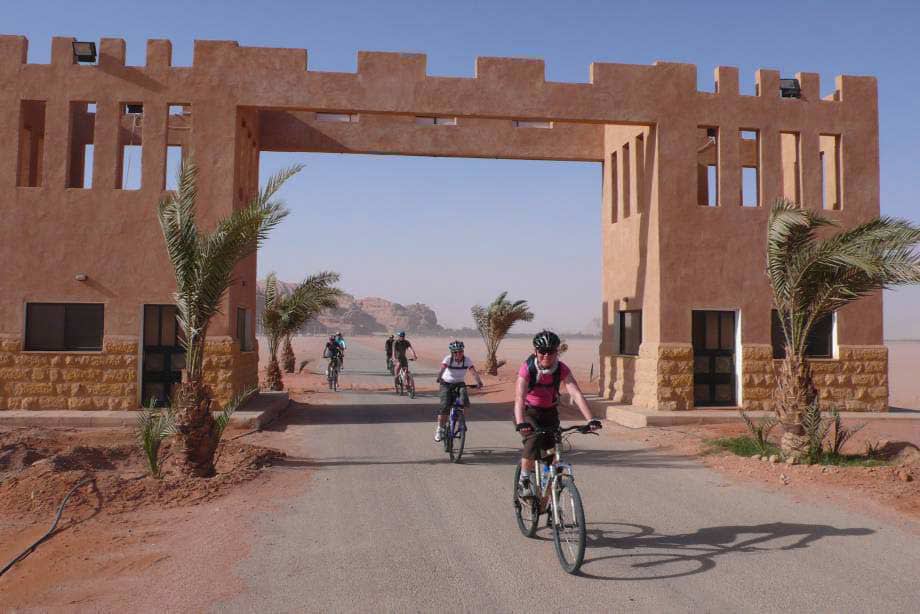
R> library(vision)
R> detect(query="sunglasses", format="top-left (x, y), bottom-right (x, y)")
top-left (536, 349), bottom-right (557, 356)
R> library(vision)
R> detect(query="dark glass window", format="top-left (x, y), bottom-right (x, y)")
top-left (25, 303), bottom-right (103, 351)
top-left (771, 310), bottom-right (833, 359)
top-left (237, 307), bottom-right (253, 352)
top-left (618, 310), bottom-right (642, 356)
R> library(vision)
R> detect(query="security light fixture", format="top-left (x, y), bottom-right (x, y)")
top-left (72, 41), bottom-right (96, 64)
top-left (780, 78), bottom-right (802, 99)
top-left (74, 273), bottom-right (88, 282)
top-left (125, 103), bottom-right (143, 115)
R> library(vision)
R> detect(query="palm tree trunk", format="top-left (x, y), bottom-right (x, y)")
top-left (266, 357), bottom-right (284, 391)
top-left (172, 380), bottom-right (218, 477)
top-left (773, 352), bottom-right (816, 460)
top-left (282, 335), bottom-right (295, 373)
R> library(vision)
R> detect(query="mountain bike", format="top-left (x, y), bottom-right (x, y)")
top-left (394, 358), bottom-right (416, 398)
top-left (326, 355), bottom-right (341, 391)
top-left (512, 424), bottom-right (598, 574)
top-left (441, 383), bottom-right (479, 463)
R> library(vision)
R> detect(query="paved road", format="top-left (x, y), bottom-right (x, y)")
top-left (222, 339), bottom-right (920, 613)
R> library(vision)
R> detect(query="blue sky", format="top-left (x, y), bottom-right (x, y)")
top-left (8, 0), bottom-right (920, 335)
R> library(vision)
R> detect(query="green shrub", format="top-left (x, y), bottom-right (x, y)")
top-left (136, 401), bottom-right (176, 478)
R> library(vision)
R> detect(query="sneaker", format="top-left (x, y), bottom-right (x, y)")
top-left (434, 427), bottom-right (446, 442)
top-left (517, 478), bottom-right (534, 499)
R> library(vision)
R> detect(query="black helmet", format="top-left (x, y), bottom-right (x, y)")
top-left (448, 340), bottom-right (464, 352)
top-left (532, 330), bottom-right (561, 352)
top-left (398, 331), bottom-right (406, 338)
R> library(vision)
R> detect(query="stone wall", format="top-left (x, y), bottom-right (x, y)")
top-left (0, 333), bottom-right (260, 411)
top-left (0, 334), bottom-right (138, 410)
top-left (602, 342), bottom-right (693, 411)
top-left (742, 344), bottom-right (888, 412)
top-left (201, 336), bottom-right (259, 410)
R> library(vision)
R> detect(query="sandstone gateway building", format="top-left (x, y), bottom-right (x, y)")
top-left (0, 36), bottom-right (886, 412)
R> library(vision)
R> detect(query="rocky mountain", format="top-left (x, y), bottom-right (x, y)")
top-left (256, 280), bottom-right (445, 335)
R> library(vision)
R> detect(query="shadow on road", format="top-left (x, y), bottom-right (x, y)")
top-left (273, 445), bottom-right (695, 470)
top-left (266, 400), bottom-right (586, 428)
top-left (575, 521), bottom-right (874, 580)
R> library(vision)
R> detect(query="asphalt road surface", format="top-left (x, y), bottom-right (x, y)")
top-left (221, 339), bottom-right (920, 613)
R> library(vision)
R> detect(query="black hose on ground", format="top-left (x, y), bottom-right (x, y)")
top-left (0, 476), bottom-right (94, 579)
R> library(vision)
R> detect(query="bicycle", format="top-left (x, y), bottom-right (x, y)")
top-left (326, 354), bottom-right (341, 391)
top-left (441, 383), bottom-right (479, 463)
top-left (512, 424), bottom-right (598, 574)
top-left (394, 358), bottom-right (416, 398)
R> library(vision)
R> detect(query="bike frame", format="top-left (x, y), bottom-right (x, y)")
top-left (447, 385), bottom-right (468, 439)
top-left (532, 428), bottom-right (579, 525)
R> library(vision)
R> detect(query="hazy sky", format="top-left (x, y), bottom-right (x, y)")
top-left (9, 0), bottom-right (920, 335)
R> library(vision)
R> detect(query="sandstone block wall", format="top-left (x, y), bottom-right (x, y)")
top-left (0, 333), bottom-right (259, 411)
top-left (603, 343), bottom-right (693, 411)
top-left (742, 344), bottom-right (888, 412)
top-left (0, 334), bottom-right (138, 410)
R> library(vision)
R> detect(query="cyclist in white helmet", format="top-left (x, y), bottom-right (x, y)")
top-left (434, 340), bottom-right (484, 442)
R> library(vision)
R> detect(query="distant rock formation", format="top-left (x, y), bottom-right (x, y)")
top-left (256, 279), bottom-right (445, 335)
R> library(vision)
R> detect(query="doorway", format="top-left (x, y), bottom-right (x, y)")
top-left (142, 304), bottom-right (185, 406)
top-left (692, 310), bottom-right (736, 406)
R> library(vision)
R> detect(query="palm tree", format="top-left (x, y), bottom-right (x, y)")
top-left (262, 271), bottom-right (343, 390)
top-left (158, 157), bottom-right (300, 477)
top-left (281, 334), bottom-right (296, 373)
top-left (471, 291), bottom-right (534, 375)
top-left (767, 199), bottom-right (920, 457)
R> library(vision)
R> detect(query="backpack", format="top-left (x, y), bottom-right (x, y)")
top-left (525, 355), bottom-right (563, 403)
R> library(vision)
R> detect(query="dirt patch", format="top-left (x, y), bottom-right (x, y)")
top-left (609, 422), bottom-right (920, 527)
top-left (0, 427), bottom-right (283, 520)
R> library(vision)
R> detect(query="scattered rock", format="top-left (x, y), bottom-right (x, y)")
top-left (751, 454), bottom-right (761, 460)
top-left (768, 455), bottom-right (779, 464)
top-left (821, 467), bottom-right (829, 473)
top-left (784, 457), bottom-right (796, 466)
top-left (779, 473), bottom-right (790, 485)
top-left (897, 470), bottom-right (913, 483)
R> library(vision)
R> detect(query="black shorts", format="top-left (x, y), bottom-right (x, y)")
top-left (438, 382), bottom-right (468, 416)
top-left (520, 406), bottom-right (560, 460)
top-left (396, 356), bottom-right (409, 369)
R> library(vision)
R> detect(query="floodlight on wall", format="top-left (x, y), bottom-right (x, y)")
top-left (780, 78), bottom-right (802, 98)
top-left (74, 273), bottom-right (88, 282)
top-left (72, 41), bottom-right (97, 63)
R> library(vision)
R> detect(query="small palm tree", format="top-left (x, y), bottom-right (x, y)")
top-left (262, 271), bottom-right (343, 390)
top-left (471, 291), bottom-right (534, 375)
top-left (767, 199), bottom-right (920, 458)
top-left (281, 334), bottom-right (296, 373)
top-left (158, 157), bottom-right (300, 477)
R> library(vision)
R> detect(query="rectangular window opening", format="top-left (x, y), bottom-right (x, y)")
top-left (237, 307), bottom-right (254, 352)
top-left (820, 134), bottom-right (842, 210)
top-left (166, 145), bottom-right (183, 190)
top-left (415, 116), bottom-right (457, 126)
top-left (771, 310), bottom-right (834, 359)
top-left (25, 303), bottom-right (104, 351)
top-left (740, 130), bottom-right (759, 207)
top-left (316, 112), bottom-right (358, 123)
top-left (17, 100), bottom-right (47, 188)
top-left (168, 104), bottom-right (189, 117)
top-left (512, 120), bottom-right (552, 129)
top-left (609, 151), bottom-right (618, 224)
top-left (698, 126), bottom-right (718, 206)
top-left (117, 103), bottom-right (144, 190)
top-left (621, 143), bottom-right (631, 218)
top-left (68, 101), bottom-right (96, 189)
top-left (780, 132), bottom-right (801, 204)
top-left (634, 134), bottom-right (645, 214)
top-left (618, 310), bottom-right (642, 356)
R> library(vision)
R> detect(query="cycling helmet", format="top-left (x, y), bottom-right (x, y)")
top-left (398, 331), bottom-right (406, 338)
top-left (448, 340), bottom-right (464, 352)
top-left (335, 331), bottom-right (342, 337)
top-left (532, 330), bottom-right (561, 352)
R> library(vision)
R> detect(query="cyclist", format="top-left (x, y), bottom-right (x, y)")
top-left (514, 330), bottom-right (601, 498)
top-left (323, 335), bottom-right (342, 371)
top-left (334, 332), bottom-right (347, 368)
top-left (434, 340), bottom-right (484, 442)
top-left (384, 334), bottom-right (395, 373)
top-left (392, 331), bottom-right (417, 391)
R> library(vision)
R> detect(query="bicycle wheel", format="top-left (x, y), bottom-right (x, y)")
top-left (408, 376), bottom-right (415, 399)
top-left (512, 464), bottom-right (539, 538)
top-left (332, 367), bottom-right (339, 391)
top-left (551, 477), bottom-right (587, 574)
top-left (449, 413), bottom-right (466, 463)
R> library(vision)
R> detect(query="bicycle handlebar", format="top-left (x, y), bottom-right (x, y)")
top-left (527, 424), bottom-right (598, 436)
